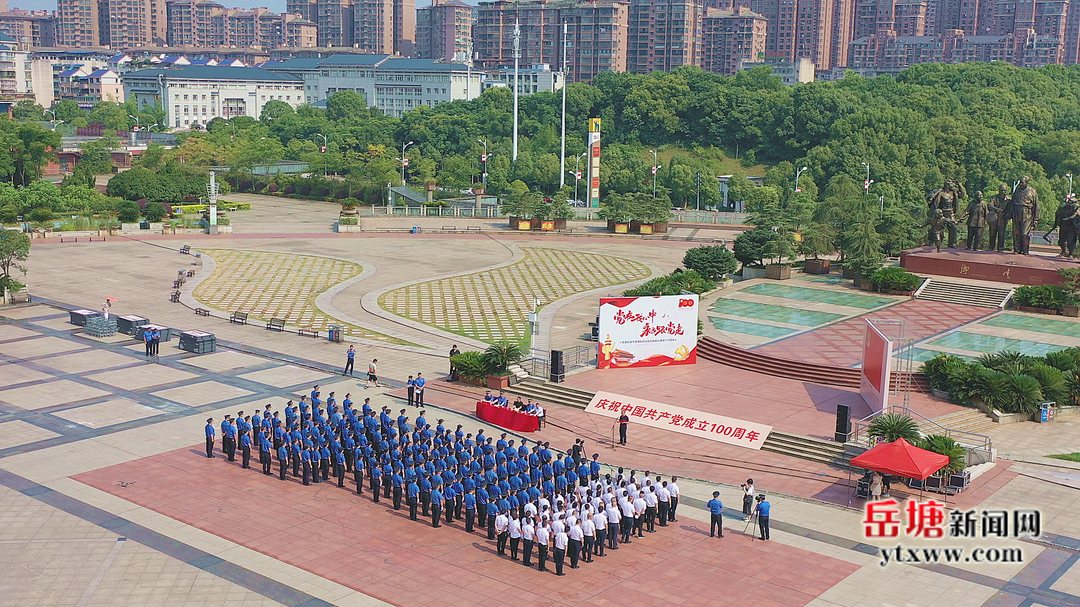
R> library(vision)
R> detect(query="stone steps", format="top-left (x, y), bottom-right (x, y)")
top-left (916, 279), bottom-right (1013, 309)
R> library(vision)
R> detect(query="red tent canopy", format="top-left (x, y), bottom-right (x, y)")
top-left (849, 438), bottom-right (950, 480)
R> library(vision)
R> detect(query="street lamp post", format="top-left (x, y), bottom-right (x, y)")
top-left (401, 140), bottom-right (414, 185)
top-left (316, 133), bottom-right (328, 177)
top-left (573, 152), bottom-right (586, 203)
top-left (478, 139), bottom-right (488, 186)
top-left (795, 165), bottom-right (808, 192)
top-left (649, 149), bottom-right (659, 198)
top-left (861, 162), bottom-right (874, 195)
top-left (1068, 173), bottom-right (1074, 195)
top-left (129, 114), bottom-right (140, 131)
top-left (695, 172), bottom-right (701, 211)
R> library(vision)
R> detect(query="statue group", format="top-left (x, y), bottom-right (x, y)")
top-left (925, 176), bottom-right (1052, 256)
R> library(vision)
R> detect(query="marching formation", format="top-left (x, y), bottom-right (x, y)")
top-left (202, 385), bottom-right (689, 576)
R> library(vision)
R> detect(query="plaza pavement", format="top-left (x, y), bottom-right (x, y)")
top-left (3, 209), bottom-right (1080, 606)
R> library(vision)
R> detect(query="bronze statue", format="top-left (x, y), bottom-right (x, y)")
top-left (1045, 194), bottom-right (1079, 257)
top-left (960, 191), bottom-right (988, 250)
top-left (1012, 176), bottom-right (1039, 255)
top-left (987, 184), bottom-right (1010, 252)
top-left (928, 179), bottom-right (964, 248)
top-left (921, 208), bottom-right (946, 253)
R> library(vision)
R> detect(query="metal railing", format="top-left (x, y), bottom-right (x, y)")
top-left (851, 404), bottom-right (993, 464)
top-left (562, 344), bottom-right (597, 373)
top-left (360, 205), bottom-right (504, 218)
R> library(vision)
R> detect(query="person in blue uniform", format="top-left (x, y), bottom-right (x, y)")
top-left (370, 464), bottom-right (381, 502)
top-left (290, 440), bottom-right (301, 477)
top-left (407, 478), bottom-right (420, 520)
top-left (239, 431), bottom-right (252, 469)
top-left (319, 444), bottom-right (331, 482)
top-left (414, 373), bottom-right (426, 407)
top-left (755, 494), bottom-right (770, 540)
top-left (277, 443), bottom-right (289, 480)
top-left (300, 445), bottom-right (312, 485)
top-left (391, 469), bottom-right (404, 510)
top-left (707, 491), bottom-right (724, 537)
top-left (352, 450), bottom-right (364, 494)
top-left (334, 450), bottom-right (346, 487)
top-left (429, 484), bottom-right (443, 528)
top-left (463, 487), bottom-right (476, 532)
top-left (406, 375), bottom-right (416, 407)
top-left (259, 433), bottom-right (273, 475)
top-left (204, 418), bottom-right (215, 458)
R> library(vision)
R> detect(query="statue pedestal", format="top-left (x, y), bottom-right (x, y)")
top-left (900, 247), bottom-right (1073, 286)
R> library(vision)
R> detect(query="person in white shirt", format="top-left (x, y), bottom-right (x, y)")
top-left (568, 520), bottom-right (584, 569)
top-left (644, 486), bottom-right (659, 533)
top-left (535, 404), bottom-right (545, 427)
top-left (606, 500), bottom-right (621, 550)
top-left (495, 511), bottom-right (510, 556)
top-left (521, 517), bottom-right (535, 567)
top-left (524, 501), bottom-right (538, 519)
top-left (632, 492), bottom-right (647, 538)
top-left (656, 481), bottom-right (671, 527)
top-left (741, 478), bottom-right (755, 522)
top-left (553, 527), bottom-right (569, 576)
top-left (581, 515), bottom-right (596, 563)
top-left (508, 515), bottom-right (522, 560)
top-left (592, 509), bottom-right (608, 556)
top-left (668, 477), bottom-right (681, 523)
top-left (620, 496), bottom-right (636, 544)
top-left (535, 521), bottom-right (551, 572)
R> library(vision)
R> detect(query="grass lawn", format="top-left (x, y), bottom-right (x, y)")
top-left (1047, 453), bottom-right (1080, 462)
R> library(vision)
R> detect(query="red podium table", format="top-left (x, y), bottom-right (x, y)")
top-left (475, 401), bottom-right (540, 432)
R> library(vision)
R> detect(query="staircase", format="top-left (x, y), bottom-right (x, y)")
top-left (506, 363), bottom-right (530, 383)
top-left (920, 408), bottom-right (997, 437)
top-left (506, 379), bottom-right (594, 410)
top-left (915, 278), bottom-right (1014, 309)
top-left (698, 337), bottom-right (931, 392)
top-left (761, 431), bottom-right (863, 469)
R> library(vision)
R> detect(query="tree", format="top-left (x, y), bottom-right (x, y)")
top-left (51, 99), bottom-right (86, 122)
top-left (12, 101), bottom-right (44, 121)
top-left (867, 413), bottom-right (920, 443)
top-left (326, 90), bottom-right (368, 121)
top-left (78, 134), bottom-right (121, 175)
top-left (733, 227), bottom-right (776, 268)
top-left (0, 229), bottom-right (30, 295)
top-left (116, 200), bottom-right (141, 222)
top-left (259, 100), bottom-right (295, 124)
top-left (143, 201), bottom-right (168, 221)
top-left (682, 245), bottom-right (737, 279)
top-left (0, 120), bottom-right (60, 186)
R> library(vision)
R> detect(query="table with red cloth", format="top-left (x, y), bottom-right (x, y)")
top-left (475, 401), bottom-right (540, 432)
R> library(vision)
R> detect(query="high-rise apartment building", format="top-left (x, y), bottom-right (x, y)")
top-left (318, 0), bottom-right (352, 47)
top-left (55, 0), bottom-right (99, 47)
top-left (394, 0), bottom-right (415, 55)
top-left (0, 10), bottom-right (56, 47)
top-left (627, 0), bottom-right (701, 74)
top-left (167, 0), bottom-right (316, 48)
top-left (474, 0), bottom-right (628, 82)
top-left (746, 0), bottom-right (840, 70)
top-left (353, 0), bottom-right (392, 52)
top-left (416, 0), bottom-right (473, 62)
top-left (98, 0), bottom-right (167, 47)
top-left (700, 6), bottom-right (766, 75)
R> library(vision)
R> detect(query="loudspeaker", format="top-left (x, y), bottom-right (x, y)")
top-left (550, 350), bottom-right (565, 383)
top-left (834, 404), bottom-right (851, 443)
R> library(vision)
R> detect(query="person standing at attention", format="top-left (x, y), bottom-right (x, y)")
top-left (448, 345), bottom-right (460, 380)
top-left (150, 326), bottom-right (160, 358)
top-left (755, 494), bottom-right (771, 540)
top-left (668, 477), bottom-right (680, 522)
top-left (143, 326), bottom-right (153, 359)
top-left (204, 418), bottom-right (215, 458)
top-left (707, 491), bottom-right (724, 538)
top-left (343, 345), bottom-right (355, 376)
top-left (366, 359), bottom-right (379, 388)
top-left (406, 375), bottom-right (416, 407)
top-left (414, 373), bottom-right (426, 407)
top-left (618, 411), bottom-right (629, 445)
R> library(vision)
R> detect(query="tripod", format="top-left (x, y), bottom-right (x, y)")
top-left (743, 511), bottom-right (757, 543)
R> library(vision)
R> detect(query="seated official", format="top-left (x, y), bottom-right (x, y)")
top-left (525, 402), bottom-right (538, 415)
top-left (482, 391), bottom-right (497, 404)
top-left (496, 391), bottom-right (509, 408)
top-left (513, 396), bottom-right (525, 410)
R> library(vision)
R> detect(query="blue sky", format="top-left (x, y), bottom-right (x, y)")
top-left (12, 0), bottom-right (457, 14)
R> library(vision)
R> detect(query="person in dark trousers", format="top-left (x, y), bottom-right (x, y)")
top-left (150, 327), bottom-right (160, 357)
top-left (430, 485), bottom-right (443, 528)
top-left (204, 418), bottom-right (215, 458)
top-left (239, 432), bottom-right (252, 469)
top-left (618, 412), bottom-right (629, 445)
top-left (300, 447), bottom-right (312, 486)
top-left (755, 494), bottom-right (771, 540)
top-left (536, 523), bottom-right (550, 572)
top-left (392, 470), bottom-right (404, 510)
top-left (144, 327), bottom-right (154, 359)
top-left (448, 345), bottom-right (460, 379)
top-left (406, 375), bottom-right (415, 407)
top-left (414, 373), bottom-right (426, 407)
top-left (370, 465), bottom-right (381, 502)
top-left (343, 345), bottom-right (355, 376)
top-left (407, 479), bottom-right (420, 520)
top-left (334, 450), bottom-right (346, 488)
top-left (463, 488), bottom-right (476, 532)
top-left (221, 416), bottom-right (236, 461)
top-left (707, 491), bottom-right (724, 538)
top-left (352, 454), bottom-right (364, 495)
top-left (741, 479), bottom-right (755, 521)
top-left (277, 443), bottom-right (289, 480)
top-left (553, 528), bottom-right (568, 576)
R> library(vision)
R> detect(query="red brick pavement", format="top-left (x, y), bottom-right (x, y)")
top-left (75, 450), bottom-right (859, 607)
top-left (753, 300), bottom-right (993, 367)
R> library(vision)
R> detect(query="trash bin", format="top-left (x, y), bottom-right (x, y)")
top-left (1037, 401), bottom-right (1056, 423)
top-left (411, 226), bottom-right (421, 234)
top-left (328, 324), bottom-right (343, 343)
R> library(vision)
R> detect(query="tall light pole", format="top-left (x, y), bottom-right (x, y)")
top-left (401, 140), bottom-right (414, 185)
top-left (129, 114), bottom-right (140, 131)
top-left (573, 152), bottom-right (585, 203)
top-left (649, 149), bottom-right (659, 198)
top-left (1068, 173), bottom-right (1074, 195)
top-left (512, 19), bottom-right (520, 162)
top-left (695, 172), bottom-right (702, 211)
top-left (795, 165), bottom-right (808, 192)
top-left (478, 139), bottom-right (488, 185)
top-left (861, 162), bottom-right (873, 195)
top-left (559, 22), bottom-right (568, 188)
top-left (316, 133), bottom-right (328, 177)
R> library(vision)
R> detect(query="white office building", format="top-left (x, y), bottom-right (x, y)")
top-left (482, 63), bottom-right (563, 96)
top-left (263, 54), bottom-right (482, 118)
top-left (122, 65), bottom-right (304, 129)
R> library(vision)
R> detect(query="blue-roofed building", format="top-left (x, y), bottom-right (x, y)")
top-left (121, 65), bottom-right (304, 129)
top-left (264, 53), bottom-right (481, 117)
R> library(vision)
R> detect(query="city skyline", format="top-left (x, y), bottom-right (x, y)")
top-left (8, 0), bottom-right (466, 15)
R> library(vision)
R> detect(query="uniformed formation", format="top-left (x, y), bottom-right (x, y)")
top-left (203, 386), bottom-right (685, 576)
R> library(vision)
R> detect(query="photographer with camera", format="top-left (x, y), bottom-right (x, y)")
top-left (740, 479), bottom-right (755, 522)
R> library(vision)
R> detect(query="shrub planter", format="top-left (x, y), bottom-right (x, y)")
top-left (1065, 304), bottom-right (1080, 317)
top-left (765, 263), bottom-right (792, 280)
top-left (652, 222), bottom-right (669, 234)
top-left (552, 218), bottom-right (567, 230)
top-left (457, 376), bottom-right (486, 388)
top-left (742, 267), bottom-right (767, 279)
top-left (931, 388), bottom-right (949, 400)
top-left (614, 222), bottom-right (629, 234)
top-left (842, 265), bottom-right (856, 279)
top-left (486, 374), bottom-right (511, 390)
top-left (883, 289), bottom-right (915, 296)
top-left (509, 216), bottom-right (521, 228)
top-left (804, 259), bottom-right (831, 274)
top-left (1016, 305), bottom-right (1060, 315)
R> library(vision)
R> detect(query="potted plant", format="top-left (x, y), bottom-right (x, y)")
top-left (1058, 268), bottom-right (1080, 317)
top-left (867, 413), bottom-right (921, 443)
top-left (636, 195), bottom-right (674, 234)
top-left (1014, 285), bottom-right (1065, 314)
top-left (598, 192), bottom-right (637, 234)
top-left (798, 223), bottom-right (836, 274)
top-left (481, 342), bottom-right (524, 389)
top-left (869, 266), bottom-right (921, 295)
top-left (449, 351), bottom-right (489, 387)
top-left (764, 228), bottom-right (795, 280)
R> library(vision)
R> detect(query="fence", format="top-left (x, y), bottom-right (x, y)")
top-left (851, 405), bottom-right (994, 466)
top-left (360, 205), bottom-right (504, 218)
top-left (519, 345), bottom-right (596, 379)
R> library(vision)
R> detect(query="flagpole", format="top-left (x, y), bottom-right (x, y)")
top-left (559, 22), bottom-right (567, 188)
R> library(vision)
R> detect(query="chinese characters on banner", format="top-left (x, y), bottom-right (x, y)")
top-left (585, 391), bottom-right (772, 450)
top-left (597, 295), bottom-right (698, 369)
top-left (864, 499), bottom-right (1040, 540)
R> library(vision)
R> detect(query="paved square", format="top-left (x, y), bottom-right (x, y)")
top-left (0, 362), bottom-right (57, 386)
top-left (72, 331), bottom-right (136, 345)
top-left (0, 420), bottom-right (61, 450)
top-left (51, 398), bottom-right (165, 428)
top-left (0, 379), bottom-right (112, 411)
top-left (29, 316), bottom-right (90, 332)
top-left (238, 365), bottom-right (334, 388)
top-left (177, 351), bottom-right (270, 373)
top-left (0, 324), bottom-right (42, 342)
top-left (151, 381), bottom-right (256, 407)
top-left (86, 365), bottom-right (200, 391)
top-left (35, 350), bottom-right (139, 375)
top-left (3, 336), bottom-right (88, 359)
top-left (0, 305), bottom-right (61, 320)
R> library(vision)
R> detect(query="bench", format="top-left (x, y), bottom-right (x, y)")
top-left (266, 317), bottom-right (285, 331)
top-left (89, 236), bottom-right (105, 242)
top-left (229, 311), bottom-right (248, 325)
top-left (180, 245), bottom-right (190, 254)
top-left (194, 307), bottom-right (210, 316)
top-left (172, 279), bottom-right (183, 289)
top-left (466, 226), bottom-right (482, 232)
top-left (60, 237), bottom-right (78, 243)
top-left (442, 226), bottom-right (457, 231)
top-left (558, 228), bottom-right (573, 234)
top-left (170, 290), bottom-right (181, 303)
top-left (10, 290), bottom-right (30, 304)
top-left (297, 327), bottom-right (319, 338)
top-left (185, 269), bottom-right (195, 278)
